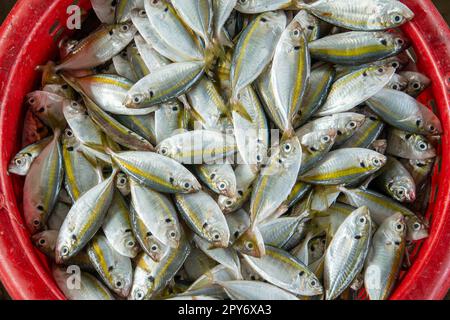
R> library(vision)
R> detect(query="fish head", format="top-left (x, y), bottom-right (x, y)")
top-left (301, 129), bottom-right (337, 154)
top-left (215, 176), bottom-right (237, 198)
top-left (298, 270), bottom-right (323, 296)
top-left (366, 64), bottom-right (396, 83)
top-left (112, 22), bottom-right (137, 43)
top-left (218, 195), bottom-right (239, 213)
top-left (205, 224), bottom-right (230, 249)
top-left (55, 232), bottom-right (79, 264)
top-left (145, 0), bottom-right (169, 12)
top-left (386, 73), bottom-right (408, 91)
top-left (233, 226), bottom-right (265, 258)
top-left (116, 173), bottom-right (130, 196)
top-left (388, 177), bottom-right (416, 202)
top-left (420, 108), bottom-right (443, 136)
top-left (118, 232), bottom-right (140, 258)
top-left (123, 90), bottom-right (149, 109)
top-left (8, 152), bottom-right (33, 175)
top-left (350, 206), bottom-right (372, 238)
top-left (173, 174), bottom-right (202, 193)
top-left (258, 11), bottom-right (287, 31)
top-left (403, 72), bottom-right (431, 96)
top-left (62, 100), bottom-right (87, 120)
top-left (406, 215), bottom-right (429, 241)
top-left (111, 271), bottom-right (133, 298)
top-left (386, 30), bottom-right (411, 52)
top-left (360, 150), bottom-right (387, 171)
top-left (381, 2), bottom-right (415, 28)
top-left (412, 135), bottom-right (436, 158)
top-left (335, 113), bottom-right (366, 137)
top-left (31, 230), bottom-right (57, 253)
top-left (385, 213), bottom-right (407, 244)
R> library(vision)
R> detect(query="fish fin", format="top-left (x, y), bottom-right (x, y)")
top-left (230, 98), bottom-right (253, 123)
top-left (311, 186), bottom-right (341, 212)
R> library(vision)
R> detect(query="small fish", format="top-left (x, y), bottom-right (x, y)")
top-left (23, 133), bottom-right (64, 233)
top-left (233, 226), bottom-right (266, 258)
top-left (212, 0), bottom-right (238, 47)
top-left (233, 86), bottom-right (269, 166)
top-left (309, 31), bottom-right (409, 66)
top-left (156, 130), bottom-right (236, 164)
top-left (175, 191), bottom-right (230, 248)
top-left (364, 213), bottom-right (406, 300)
top-left (55, 170), bottom-right (117, 263)
top-left (226, 209), bottom-right (251, 244)
top-left (124, 61), bottom-right (205, 109)
top-left (56, 23), bottom-right (136, 71)
top-left (243, 245), bottom-right (323, 296)
top-left (130, 179), bottom-right (181, 249)
top-left (82, 95), bottom-right (155, 151)
top-left (400, 158), bottom-right (435, 188)
top-left (317, 65), bottom-right (395, 116)
top-left (105, 149), bottom-right (201, 193)
top-left (386, 128), bottom-right (436, 160)
top-left (87, 234), bottom-right (133, 297)
top-left (293, 63), bottom-right (335, 128)
top-left (250, 136), bottom-right (302, 225)
top-left (300, 148), bottom-right (386, 185)
top-left (230, 11), bottom-right (286, 116)
top-left (8, 136), bottom-right (52, 176)
top-left (372, 156), bottom-right (416, 202)
top-left (115, 172), bottom-right (131, 196)
top-left (324, 206), bottom-right (372, 300)
top-left (102, 191), bottom-right (140, 258)
top-left (367, 89), bottom-right (442, 136)
top-left (271, 18), bottom-right (310, 130)
top-left (53, 266), bottom-right (115, 300)
top-left (130, 235), bottom-right (190, 300)
top-left (300, 0), bottom-right (414, 31)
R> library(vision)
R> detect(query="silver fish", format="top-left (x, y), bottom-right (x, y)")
top-left (386, 128), bottom-right (436, 160)
top-left (8, 136), bottom-right (52, 176)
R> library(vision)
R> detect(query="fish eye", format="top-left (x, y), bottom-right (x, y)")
top-left (115, 280), bottom-right (123, 288)
top-left (377, 67), bottom-right (385, 74)
top-left (245, 241), bottom-right (254, 250)
top-left (392, 84), bottom-right (399, 90)
top-left (61, 246), bottom-right (69, 256)
top-left (120, 24), bottom-right (130, 32)
top-left (139, 9), bottom-right (146, 17)
top-left (372, 158), bottom-right (382, 166)
top-left (428, 125), bottom-right (435, 132)
top-left (256, 154), bottom-right (262, 162)
top-left (391, 62), bottom-right (400, 69)
top-left (39, 238), bottom-right (46, 245)
top-left (398, 189), bottom-right (405, 195)
top-left (239, 0), bottom-right (248, 4)
top-left (396, 38), bottom-right (405, 46)
top-left (160, 147), bottom-right (168, 155)
top-left (396, 223), bottom-right (404, 231)
top-left (358, 217), bottom-right (366, 224)
top-left (184, 182), bottom-right (191, 189)
top-left (225, 199), bottom-right (233, 206)
top-left (71, 101), bottom-right (79, 108)
top-left (418, 142), bottom-right (428, 151)
top-left (169, 231), bottom-right (177, 239)
top-left (151, 244), bottom-right (159, 252)
top-left (413, 222), bottom-right (421, 230)
top-left (293, 29), bottom-right (301, 37)
top-left (126, 240), bottom-right (135, 248)
top-left (218, 182), bottom-right (227, 191)
top-left (132, 94), bottom-right (144, 104)
top-left (392, 14), bottom-right (404, 24)
top-left (33, 219), bottom-right (41, 226)
top-left (348, 121), bottom-right (357, 129)
top-left (135, 290), bottom-right (145, 300)
top-left (283, 143), bottom-right (292, 152)
top-left (15, 158), bottom-right (23, 166)
top-left (310, 280), bottom-right (317, 286)
top-left (321, 135), bottom-right (330, 143)
top-left (212, 232), bottom-right (221, 241)
top-left (28, 97), bottom-right (36, 105)
top-left (412, 82), bottom-right (421, 90)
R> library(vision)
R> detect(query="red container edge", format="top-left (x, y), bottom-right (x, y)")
top-left (0, 0), bottom-right (449, 300)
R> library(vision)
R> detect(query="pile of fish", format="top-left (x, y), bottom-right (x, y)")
top-left (9, 0), bottom-right (441, 300)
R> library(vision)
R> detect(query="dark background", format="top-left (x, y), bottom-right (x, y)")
top-left (0, 0), bottom-right (449, 300)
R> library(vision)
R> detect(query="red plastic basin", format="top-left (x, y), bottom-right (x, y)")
top-left (0, 0), bottom-right (449, 300)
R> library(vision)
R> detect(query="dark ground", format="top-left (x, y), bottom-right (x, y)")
top-left (0, 0), bottom-right (449, 300)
